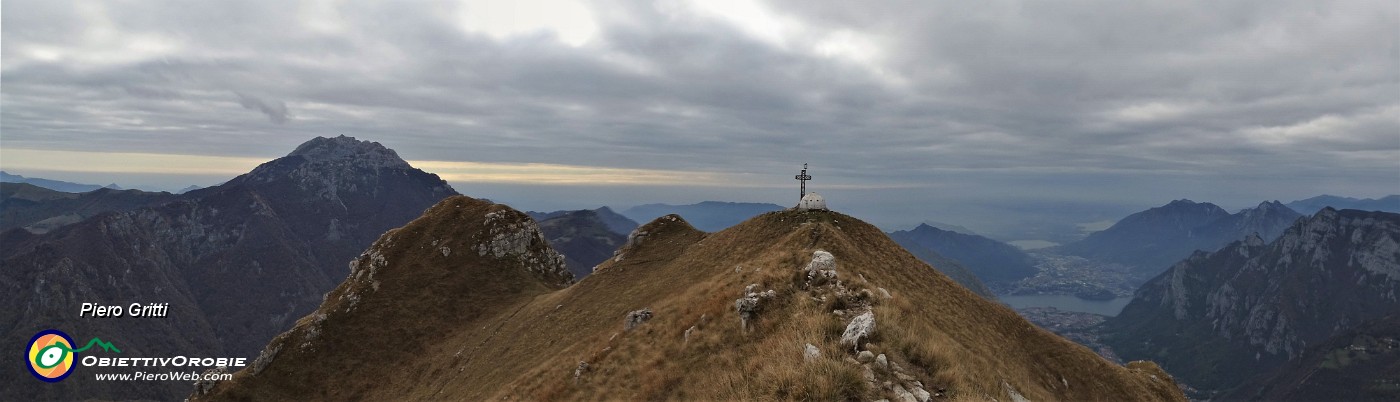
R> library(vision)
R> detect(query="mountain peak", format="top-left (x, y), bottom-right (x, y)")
top-left (1157, 199), bottom-right (1226, 214)
top-left (287, 135), bottom-right (410, 168)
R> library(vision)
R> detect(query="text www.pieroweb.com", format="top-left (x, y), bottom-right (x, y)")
top-left (93, 371), bottom-right (232, 381)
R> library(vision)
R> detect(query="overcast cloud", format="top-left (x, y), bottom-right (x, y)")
top-left (2, 0), bottom-right (1396, 230)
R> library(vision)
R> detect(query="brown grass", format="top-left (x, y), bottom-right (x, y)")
top-left (201, 202), bottom-right (1184, 401)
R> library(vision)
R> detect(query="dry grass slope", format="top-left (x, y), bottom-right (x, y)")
top-left (199, 197), bottom-right (1183, 401)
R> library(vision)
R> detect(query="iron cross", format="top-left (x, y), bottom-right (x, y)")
top-left (795, 163), bottom-right (811, 199)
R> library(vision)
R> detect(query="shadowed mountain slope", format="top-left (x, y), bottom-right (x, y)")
top-left (1, 136), bottom-right (456, 401)
top-left (1103, 209), bottom-right (1400, 395)
top-left (535, 209), bottom-right (629, 279)
top-left (889, 223), bottom-right (1037, 290)
top-left (1225, 313), bottom-right (1400, 402)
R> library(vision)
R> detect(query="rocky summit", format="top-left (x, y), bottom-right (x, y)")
top-left (0, 136), bottom-right (456, 401)
top-left (195, 200), bottom-right (1183, 401)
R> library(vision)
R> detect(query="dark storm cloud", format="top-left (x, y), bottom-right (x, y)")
top-left (235, 92), bottom-right (291, 124)
top-left (1, 0), bottom-right (1396, 223)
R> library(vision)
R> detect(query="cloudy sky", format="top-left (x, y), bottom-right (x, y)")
top-left (2, 0), bottom-right (1397, 231)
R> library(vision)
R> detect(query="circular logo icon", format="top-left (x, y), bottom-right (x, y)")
top-left (27, 329), bottom-right (76, 382)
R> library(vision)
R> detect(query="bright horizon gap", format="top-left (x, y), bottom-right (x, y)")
top-left (3, 148), bottom-right (1390, 201)
top-left (0, 148), bottom-right (915, 189)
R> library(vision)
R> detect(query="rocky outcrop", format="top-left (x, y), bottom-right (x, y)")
top-left (734, 284), bottom-right (776, 332)
top-left (841, 311), bottom-right (876, 350)
top-left (573, 361), bottom-right (589, 384)
top-left (804, 250), bottom-right (839, 285)
top-left (192, 366), bottom-right (231, 396)
top-left (624, 308), bottom-right (653, 331)
top-left (477, 210), bottom-right (573, 286)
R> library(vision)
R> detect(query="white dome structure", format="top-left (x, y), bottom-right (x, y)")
top-left (797, 192), bottom-right (827, 210)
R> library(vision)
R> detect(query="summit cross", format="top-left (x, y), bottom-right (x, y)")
top-left (795, 163), bottom-right (811, 199)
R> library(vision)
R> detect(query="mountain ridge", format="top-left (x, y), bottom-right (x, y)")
top-left (1058, 199), bottom-right (1301, 281)
top-left (0, 183), bottom-right (178, 234)
top-left (1286, 195), bottom-right (1400, 214)
top-left (0, 171), bottom-right (111, 193)
top-left (1102, 208), bottom-right (1400, 394)
top-left (196, 199), bottom-right (1184, 401)
top-left (889, 223), bottom-right (1038, 291)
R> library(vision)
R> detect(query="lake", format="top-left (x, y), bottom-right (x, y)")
top-left (998, 294), bottom-right (1134, 316)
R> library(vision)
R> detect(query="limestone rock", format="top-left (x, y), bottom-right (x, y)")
top-left (192, 366), bottom-right (230, 396)
top-left (906, 381), bottom-right (932, 402)
top-left (875, 353), bottom-right (889, 370)
top-left (1003, 380), bottom-right (1030, 402)
top-left (573, 361), bottom-right (589, 383)
top-left (624, 308), bottom-right (652, 331)
top-left (735, 295), bottom-right (760, 320)
top-left (804, 250), bottom-right (838, 284)
top-left (734, 285), bottom-right (777, 332)
top-left (804, 343), bottom-right (821, 362)
top-left (841, 311), bottom-right (876, 350)
top-left (892, 383), bottom-right (918, 402)
top-left (857, 350), bottom-right (875, 363)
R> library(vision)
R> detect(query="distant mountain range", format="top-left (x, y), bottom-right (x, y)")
top-left (620, 201), bottom-right (784, 232)
top-left (1286, 194), bottom-right (1400, 214)
top-left (0, 183), bottom-right (177, 233)
top-left (1057, 199), bottom-right (1302, 280)
top-left (529, 206), bottom-right (638, 235)
top-left (1102, 208), bottom-right (1400, 396)
top-left (888, 223), bottom-right (1037, 291)
top-left (0, 171), bottom-right (119, 193)
top-left (1, 136), bottom-right (456, 400)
